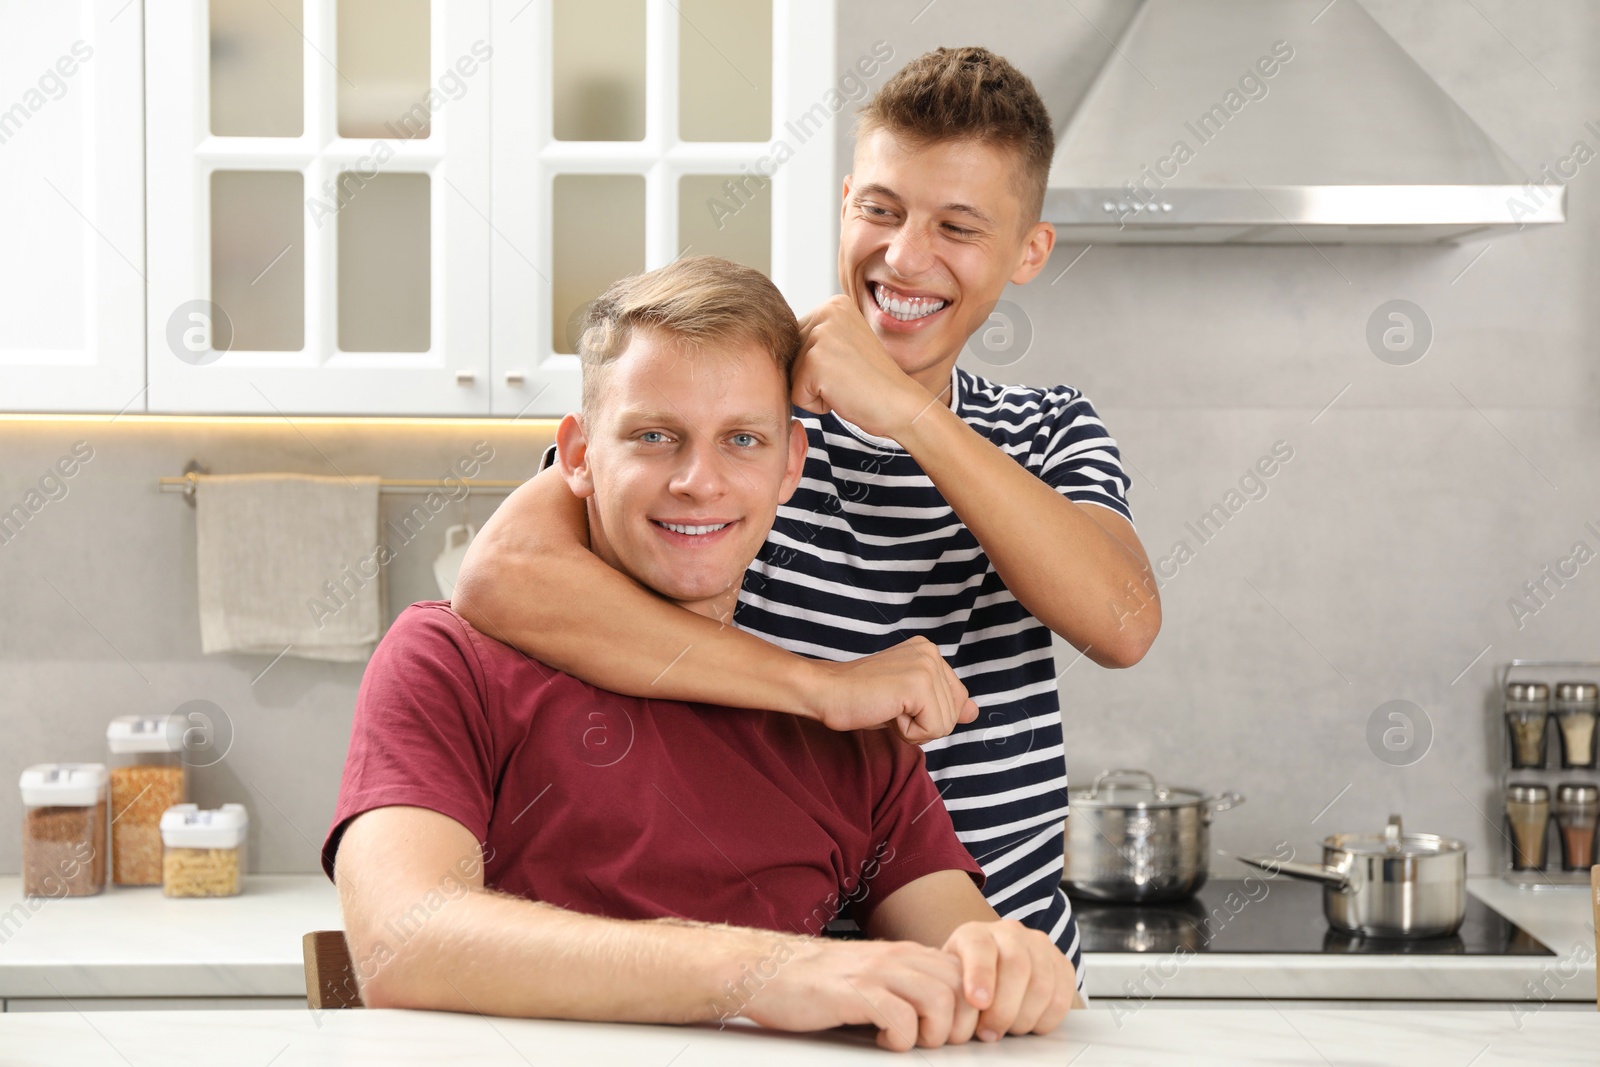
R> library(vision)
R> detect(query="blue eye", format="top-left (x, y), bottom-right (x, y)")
top-left (730, 433), bottom-right (758, 447)
top-left (640, 431), bottom-right (668, 444)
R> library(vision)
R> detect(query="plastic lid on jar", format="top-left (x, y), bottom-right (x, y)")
top-left (107, 713), bottom-right (186, 754)
top-left (19, 763), bottom-right (108, 806)
top-left (160, 803), bottom-right (248, 849)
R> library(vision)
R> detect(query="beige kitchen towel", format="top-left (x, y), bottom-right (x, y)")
top-left (196, 473), bottom-right (384, 662)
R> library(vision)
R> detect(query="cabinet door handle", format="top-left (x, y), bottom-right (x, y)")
top-left (455, 370), bottom-right (476, 386)
top-left (505, 371), bottom-right (525, 386)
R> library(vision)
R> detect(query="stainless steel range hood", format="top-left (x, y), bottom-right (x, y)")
top-left (1046, 0), bottom-right (1565, 243)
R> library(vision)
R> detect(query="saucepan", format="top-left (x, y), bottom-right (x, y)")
top-left (1237, 814), bottom-right (1466, 939)
top-left (1063, 769), bottom-right (1245, 903)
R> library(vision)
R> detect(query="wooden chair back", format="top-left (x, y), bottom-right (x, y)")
top-left (303, 930), bottom-right (364, 1010)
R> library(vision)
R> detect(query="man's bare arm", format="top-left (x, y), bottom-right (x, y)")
top-left (335, 805), bottom-right (985, 1050)
top-left (451, 466), bottom-right (976, 742)
top-left (794, 295), bottom-right (1161, 669)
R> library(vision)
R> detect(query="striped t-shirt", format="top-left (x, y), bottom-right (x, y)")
top-left (734, 367), bottom-right (1134, 990)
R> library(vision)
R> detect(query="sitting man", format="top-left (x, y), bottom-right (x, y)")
top-left (321, 257), bottom-right (1078, 1051)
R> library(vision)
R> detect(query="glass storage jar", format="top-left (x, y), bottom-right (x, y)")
top-left (20, 763), bottom-right (108, 897)
top-left (1505, 682), bottom-right (1551, 769)
top-left (1553, 682), bottom-right (1599, 769)
top-left (161, 803), bottom-right (248, 898)
top-left (1506, 782), bottom-right (1551, 870)
top-left (1553, 783), bottom-right (1598, 871)
top-left (107, 714), bottom-right (189, 886)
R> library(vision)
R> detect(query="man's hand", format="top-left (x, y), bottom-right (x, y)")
top-left (794, 295), bottom-right (935, 441)
top-left (810, 636), bottom-right (979, 744)
top-left (739, 937), bottom-right (979, 1052)
top-left (943, 920), bottom-right (1077, 1041)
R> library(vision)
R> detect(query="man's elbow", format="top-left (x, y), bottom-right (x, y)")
top-left (451, 547), bottom-right (537, 638)
top-left (343, 929), bottom-right (435, 1012)
top-left (1096, 633), bottom-right (1155, 669)
top-left (1094, 603), bottom-right (1161, 669)
top-left (449, 561), bottom-right (498, 628)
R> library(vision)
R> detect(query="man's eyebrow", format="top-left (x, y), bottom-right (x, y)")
top-left (611, 409), bottom-right (682, 425)
top-left (612, 409), bottom-right (784, 430)
top-left (940, 202), bottom-right (995, 226)
top-left (854, 182), bottom-right (995, 227)
top-left (725, 412), bottom-right (784, 429)
top-left (854, 182), bottom-right (903, 204)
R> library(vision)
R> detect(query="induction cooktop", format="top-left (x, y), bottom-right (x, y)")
top-left (1069, 879), bottom-right (1555, 956)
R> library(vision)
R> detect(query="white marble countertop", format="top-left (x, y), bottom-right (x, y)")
top-left (0, 873), bottom-right (1592, 1004)
top-left (1083, 877), bottom-right (1598, 1003)
top-left (0, 875), bottom-right (341, 999)
top-left (0, 1006), bottom-right (1594, 1065)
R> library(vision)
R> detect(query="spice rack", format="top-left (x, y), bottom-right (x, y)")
top-left (1498, 660), bottom-right (1600, 889)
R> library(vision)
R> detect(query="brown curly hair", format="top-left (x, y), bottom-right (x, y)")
top-left (856, 46), bottom-right (1055, 224)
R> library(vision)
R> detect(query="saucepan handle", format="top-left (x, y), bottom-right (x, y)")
top-left (1203, 792), bottom-right (1245, 813)
top-left (1236, 854), bottom-right (1352, 892)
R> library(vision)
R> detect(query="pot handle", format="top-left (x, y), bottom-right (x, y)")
top-left (1090, 769), bottom-right (1159, 796)
top-left (1203, 792), bottom-right (1245, 813)
top-left (1236, 854), bottom-right (1353, 892)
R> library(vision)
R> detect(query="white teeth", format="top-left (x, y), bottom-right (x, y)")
top-left (660, 522), bottom-right (728, 536)
top-left (872, 282), bottom-right (947, 321)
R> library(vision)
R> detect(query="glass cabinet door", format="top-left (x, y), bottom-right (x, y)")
top-left (490, 0), bottom-right (837, 417)
top-left (146, 0), bottom-right (491, 415)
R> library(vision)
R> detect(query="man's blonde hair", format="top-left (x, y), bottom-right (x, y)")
top-left (577, 256), bottom-right (800, 416)
top-left (856, 46), bottom-right (1055, 224)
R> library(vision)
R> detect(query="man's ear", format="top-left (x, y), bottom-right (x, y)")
top-left (555, 413), bottom-right (597, 500)
top-left (1010, 220), bottom-right (1057, 285)
top-left (778, 417), bottom-right (808, 505)
top-left (839, 174), bottom-right (853, 223)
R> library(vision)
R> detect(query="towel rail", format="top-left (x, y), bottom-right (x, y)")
top-left (157, 462), bottom-right (524, 506)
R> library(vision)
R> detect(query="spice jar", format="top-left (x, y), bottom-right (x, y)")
top-left (1505, 682), bottom-right (1551, 769)
top-left (20, 763), bottom-right (108, 897)
top-left (161, 803), bottom-right (247, 898)
top-left (1553, 682), bottom-right (1598, 769)
top-left (1506, 782), bottom-right (1551, 870)
top-left (1553, 783), bottom-right (1598, 871)
top-left (107, 714), bottom-right (189, 886)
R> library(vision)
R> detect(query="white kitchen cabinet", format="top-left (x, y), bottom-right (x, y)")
top-left (0, 2), bottom-right (145, 414)
top-left (145, 0), bottom-right (493, 415)
top-left (7, 0), bottom-right (837, 417)
top-left (489, 0), bottom-right (839, 417)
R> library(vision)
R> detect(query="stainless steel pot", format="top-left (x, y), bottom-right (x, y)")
top-left (1237, 814), bottom-right (1466, 939)
top-left (1063, 769), bottom-right (1245, 903)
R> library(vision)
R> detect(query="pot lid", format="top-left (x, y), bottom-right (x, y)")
top-left (1325, 814), bottom-right (1465, 856)
top-left (1070, 769), bottom-right (1204, 810)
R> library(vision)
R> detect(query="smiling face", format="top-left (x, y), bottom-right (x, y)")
top-left (557, 329), bottom-right (807, 622)
top-left (840, 128), bottom-right (1055, 393)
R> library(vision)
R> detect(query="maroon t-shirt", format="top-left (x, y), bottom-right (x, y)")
top-left (321, 601), bottom-right (982, 934)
